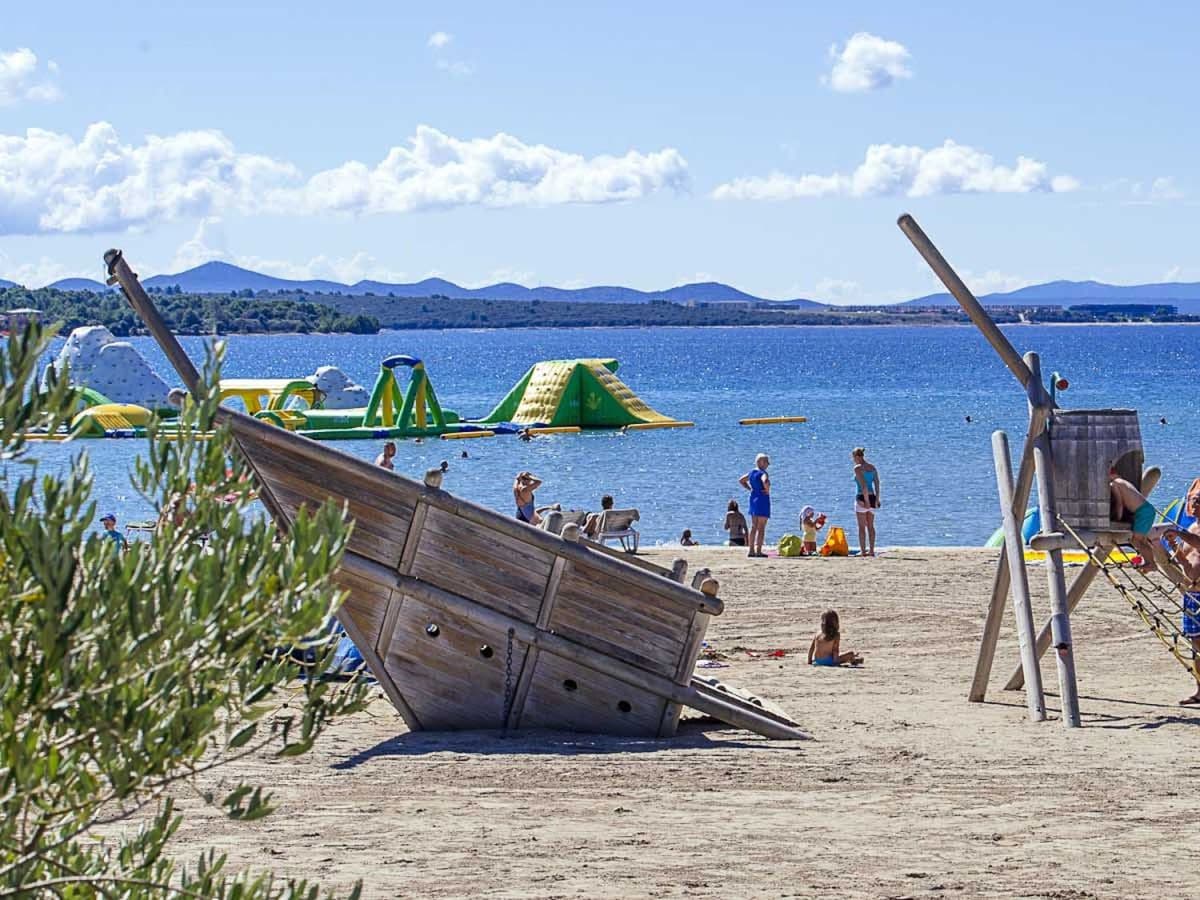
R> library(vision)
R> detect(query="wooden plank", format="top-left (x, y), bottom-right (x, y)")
top-left (382, 593), bottom-right (525, 730)
top-left (559, 559), bottom-right (696, 631)
top-left (333, 556), bottom-right (421, 731)
top-left (520, 650), bottom-right (667, 736)
top-left (266, 477), bottom-right (414, 542)
top-left (550, 604), bottom-right (686, 677)
top-left (421, 505), bottom-right (554, 577)
top-left (992, 430), bottom-right (1046, 722)
top-left (332, 572), bottom-right (391, 644)
top-left (1033, 426), bottom-right (1082, 728)
top-left (969, 365), bottom-right (1046, 703)
top-left (398, 501), bottom-right (429, 573)
top-left (411, 506), bottom-right (552, 623)
top-left (579, 537), bottom-right (673, 577)
top-left (660, 604), bottom-right (715, 737)
top-left (232, 414), bottom-right (723, 615)
top-left (689, 679), bottom-right (800, 728)
top-left (375, 500), bottom-right (429, 656)
top-left (508, 556), bottom-right (569, 729)
top-left (385, 569), bottom-right (807, 739)
top-left (895, 215), bottom-right (1036, 390)
top-left (237, 428), bottom-right (418, 526)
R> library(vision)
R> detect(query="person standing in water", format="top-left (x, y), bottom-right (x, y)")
top-left (375, 441), bottom-right (396, 470)
top-left (738, 453), bottom-right (771, 558)
top-left (513, 471), bottom-right (543, 526)
top-left (852, 447), bottom-right (881, 557)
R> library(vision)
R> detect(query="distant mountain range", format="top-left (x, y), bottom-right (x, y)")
top-left (906, 280), bottom-right (1200, 314)
top-left (5, 263), bottom-right (1200, 313)
top-left (133, 261), bottom-right (826, 308)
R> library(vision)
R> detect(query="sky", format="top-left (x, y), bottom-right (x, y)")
top-left (0, 0), bottom-right (1196, 303)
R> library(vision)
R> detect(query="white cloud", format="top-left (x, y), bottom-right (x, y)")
top-left (1104, 176), bottom-right (1184, 204)
top-left (813, 278), bottom-right (861, 302)
top-left (712, 140), bottom-right (1078, 200)
top-left (249, 252), bottom-right (409, 285)
top-left (0, 47), bottom-right (62, 106)
top-left (170, 217), bottom-right (231, 270)
top-left (825, 33), bottom-right (912, 93)
top-left (463, 268), bottom-right (535, 288)
top-left (0, 122), bottom-right (689, 234)
top-left (436, 58), bottom-right (475, 77)
top-left (959, 269), bottom-right (1034, 296)
top-left (427, 31), bottom-right (471, 76)
top-left (1150, 177), bottom-right (1183, 201)
top-left (168, 219), bottom-right (409, 285)
top-left (0, 122), bottom-right (300, 233)
top-left (0, 251), bottom-right (89, 287)
top-left (297, 126), bottom-right (689, 214)
top-left (1132, 176), bottom-right (1183, 203)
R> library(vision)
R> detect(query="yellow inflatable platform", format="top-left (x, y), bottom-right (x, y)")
top-left (479, 359), bottom-right (691, 429)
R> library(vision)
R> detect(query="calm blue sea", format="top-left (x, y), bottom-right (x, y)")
top-left (22, 324), bottom-right (1200, 547)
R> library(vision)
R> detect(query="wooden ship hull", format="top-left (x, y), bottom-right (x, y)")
top-left (104, 249), bottom-right (806, 742)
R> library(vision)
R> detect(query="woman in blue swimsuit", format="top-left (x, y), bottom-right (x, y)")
top-left (852, 447), bottom-right (881, 557)
top-left (738, 453), bottom-right (771, 557)
top-left (513, 471), bottom-right (543, 526)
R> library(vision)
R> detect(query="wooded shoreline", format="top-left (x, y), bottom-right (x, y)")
top-left (5, 284), bottom-right (1195, 336)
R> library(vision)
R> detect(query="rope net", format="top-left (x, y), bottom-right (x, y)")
top-left (1060, 518), bottom-right (1200, 680)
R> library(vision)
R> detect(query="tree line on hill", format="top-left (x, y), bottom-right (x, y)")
top-left (0, 285), bottom-right (380, 335)
top-left (4, 285), bottom-right (1195, 336)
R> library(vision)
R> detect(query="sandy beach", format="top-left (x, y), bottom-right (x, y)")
top-left (146, 547), bottom-right (1200, 899)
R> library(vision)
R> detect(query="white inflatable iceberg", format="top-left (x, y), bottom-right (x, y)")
top-left (48, 326), bottom-right (171, 409)
top-left (309, 365), bottom-right (369, 409)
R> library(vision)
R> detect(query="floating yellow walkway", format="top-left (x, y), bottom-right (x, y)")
top-left (739, 416), bottom-right (808, 426)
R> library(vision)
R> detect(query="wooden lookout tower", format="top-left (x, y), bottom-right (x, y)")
top-left (897, 214), bottom-right (1161, 728)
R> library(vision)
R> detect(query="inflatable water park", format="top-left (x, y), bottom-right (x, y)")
top-left (35, 326), bottom-right (719, 441)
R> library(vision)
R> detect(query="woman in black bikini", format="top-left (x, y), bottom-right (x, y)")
top-left (724, 499), bottom-right (748, 547)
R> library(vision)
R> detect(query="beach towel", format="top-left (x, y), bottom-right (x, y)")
top-left (820, 526), bottom-right (849, 557)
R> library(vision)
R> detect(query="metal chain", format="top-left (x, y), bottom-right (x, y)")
top-left (501, 627), bottom-right (515, 736)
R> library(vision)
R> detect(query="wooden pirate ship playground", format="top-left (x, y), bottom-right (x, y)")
top-left (104, 249), bottom-right (806, 742)
top-left (898, 214), bottom-right (1200, 727)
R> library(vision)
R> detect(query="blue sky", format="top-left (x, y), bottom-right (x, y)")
top-left (0, 1), bottom-right (1196, 302)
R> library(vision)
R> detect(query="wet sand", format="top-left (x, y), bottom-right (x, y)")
top-left (149, 548), bottom-right (1200, 898)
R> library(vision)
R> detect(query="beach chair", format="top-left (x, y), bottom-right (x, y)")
top-left (596, 508), bottom-right (640, 553)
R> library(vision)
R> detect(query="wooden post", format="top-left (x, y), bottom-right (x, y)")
top-left (1031, 364), bottom-right (1082, 726)
top-left (1004, 543), bottom-right (1107, 691)
top-left (896, 216), bottom-right (1039, 392)
top-left (105, 249), bottom-right (202, 394)
top-left (992, 430), bottom-right (1046, 721)
top-left (1005, 463), bottom-right (1161, 690)
top-left (968, 377), bottom-right (1048, 702)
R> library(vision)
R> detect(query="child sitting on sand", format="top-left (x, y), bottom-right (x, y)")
top-left (1110, 469), bottom-right (1159, 571)
top-left (680, 529), bottom-right (699, 546)
top-left (800, 506), bottom-right (827, 556)
top-left (808, 610), bottom-right (863, 667)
